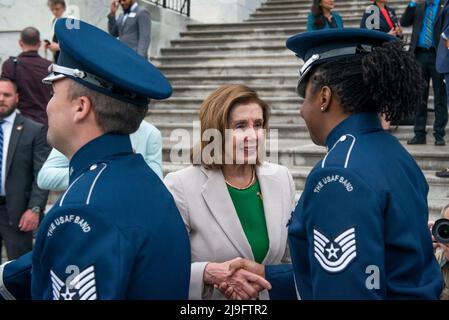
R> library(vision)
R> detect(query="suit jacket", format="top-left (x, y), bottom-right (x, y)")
top-left (107, 4), bottom-right (151, 58)
top-left (164, 163), bottom-right (296, 300)
top-left (5, 113), bottom-right (51, 228)
top-left (401, 0), bottom-right (445, 51)
top-left (360, 4), bottom-right (402, 37)
top-left (436, 0), bottom-right (449, 73)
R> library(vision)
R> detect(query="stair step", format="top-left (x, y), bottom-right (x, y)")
top-left (156, 53), bottom-right (297, 65)
top-left (158, 63), bottom-right (298, 75)
top-left (147, 108), bottom-right (437, 125)
top-left (151, 93), bottom-right (436, 108)
top-left (160, 138), bottom-right (449, 172)
top-left (164, 73), bottom-right (298, 88)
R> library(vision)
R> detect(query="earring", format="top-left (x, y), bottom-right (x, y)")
top-left (321, 106), bottom-right (326, 112)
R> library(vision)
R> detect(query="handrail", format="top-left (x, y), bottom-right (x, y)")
top-left (141, 0), bottom-right (190, 17)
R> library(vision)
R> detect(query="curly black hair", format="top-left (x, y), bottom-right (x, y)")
top-left (298, 41), bottom-right (425, 122)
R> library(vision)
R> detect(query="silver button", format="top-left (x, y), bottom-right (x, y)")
top-left (90, 164), bottom-right (98, 171)
top-left (339, 135), bottom-right (347, 142)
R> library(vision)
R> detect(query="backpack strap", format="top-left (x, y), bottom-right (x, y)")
top-left (9, 56), bottom-right (18, 81)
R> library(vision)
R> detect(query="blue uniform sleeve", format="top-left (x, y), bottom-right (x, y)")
top-left (37, 148), bottom-right (70, 191)
top-left (33, 201), bottom-right (190, 300)
top-left (290, 168), bottom-right (387, 299)
top-left (0, 252), bottom-right (32, 300)
top-left (265, 264), bottom-right (297, 300)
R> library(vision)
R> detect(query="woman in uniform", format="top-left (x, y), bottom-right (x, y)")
top-left (225, 29), bottom-right (443, 300)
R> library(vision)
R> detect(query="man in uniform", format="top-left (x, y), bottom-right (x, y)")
top-left (0, 18), bottom-right (190, 300)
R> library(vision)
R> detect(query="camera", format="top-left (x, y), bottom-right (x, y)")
top-left (432, 218), bottom-right (449, 244)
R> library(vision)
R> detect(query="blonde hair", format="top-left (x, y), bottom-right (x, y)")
top-left (191, 84), bottom-right (270, 170)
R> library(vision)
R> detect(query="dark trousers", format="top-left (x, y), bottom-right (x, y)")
top-left (414, 48), bottom-right (448, 139)
top-left (0, 204), bottom-right (32, 263)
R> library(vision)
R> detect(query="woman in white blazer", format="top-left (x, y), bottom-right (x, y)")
top-left (164, 84), bottom-right (296, 300)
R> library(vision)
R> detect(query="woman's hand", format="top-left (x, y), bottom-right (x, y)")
top-left (203, 258), bottom-right (240, 286)
top-left (216, 268), bottom-right (271, 300)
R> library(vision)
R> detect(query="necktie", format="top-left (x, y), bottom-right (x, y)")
top-left (424, 1), bottom-right (435, 48)
top-left (0, 120), bottom-right (5, 195)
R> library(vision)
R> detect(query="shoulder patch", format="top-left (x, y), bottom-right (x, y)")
top-left (321, 134), bottom-right (356, 169)
top-left (313, 227), bottom-right (357, 273)
top-left (51, 266), bottom-right (97, 300)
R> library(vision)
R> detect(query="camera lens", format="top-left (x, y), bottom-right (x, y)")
top-left (432, 218), bottom-right (449, 244)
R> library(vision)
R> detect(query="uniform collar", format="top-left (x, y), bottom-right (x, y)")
top-left (69, 133), bottom-right (133, 182)
top-left (325, 113), bottom-right (382, 149)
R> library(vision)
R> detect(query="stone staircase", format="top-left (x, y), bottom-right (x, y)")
top-left (149, 0), bottom-right (449, 220)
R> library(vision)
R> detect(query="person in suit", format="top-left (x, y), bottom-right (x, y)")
top-left (435, 0), bottom-right (449, 177)
top-left (0, 77), bottom-right (50, 262)
top-left (401, 0), bottom-right (448, 146)
top-left (360, 0), bottom-right (403, 130)
top-left (164, 84), bottom-right (296, 300)
top-left (307, 0), bottom-right (344, 31)
top-left (108, 0), bottom-right (151, 59)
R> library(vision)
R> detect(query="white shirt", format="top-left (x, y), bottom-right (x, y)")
top-left (122, 2), bottom-right (138, 25)
top-left (1, 111), bottom-right (16, 196)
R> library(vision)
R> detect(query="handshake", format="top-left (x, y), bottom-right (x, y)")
top-left (203, 258), bottom-right (272, 300)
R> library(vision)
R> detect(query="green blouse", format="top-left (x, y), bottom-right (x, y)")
top-left (226, 179), bottom-right (269, 263)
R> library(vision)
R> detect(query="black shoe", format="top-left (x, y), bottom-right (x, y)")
top-left (407, 136), bottom-right (426, 145)
top-left (436, 168), bottom-right (449, 178)
top-left (435, 138), bottom-right (446, 146)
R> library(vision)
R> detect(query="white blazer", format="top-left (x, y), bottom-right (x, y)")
top-left (164, 162), bottom-right (296, 300)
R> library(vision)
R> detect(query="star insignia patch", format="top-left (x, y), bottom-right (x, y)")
top-left (50, 266), bottom-right (97, 300)
top-left (313, 227), bottom-right (357, 273)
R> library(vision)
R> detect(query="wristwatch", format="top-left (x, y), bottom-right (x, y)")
top-left (31, 206), bottom-right (41, 215)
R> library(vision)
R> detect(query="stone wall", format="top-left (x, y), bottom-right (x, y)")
top-left (0, 0), bottom-right (262, 63)
top-left (190, 0), bottom-right (265, 23)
